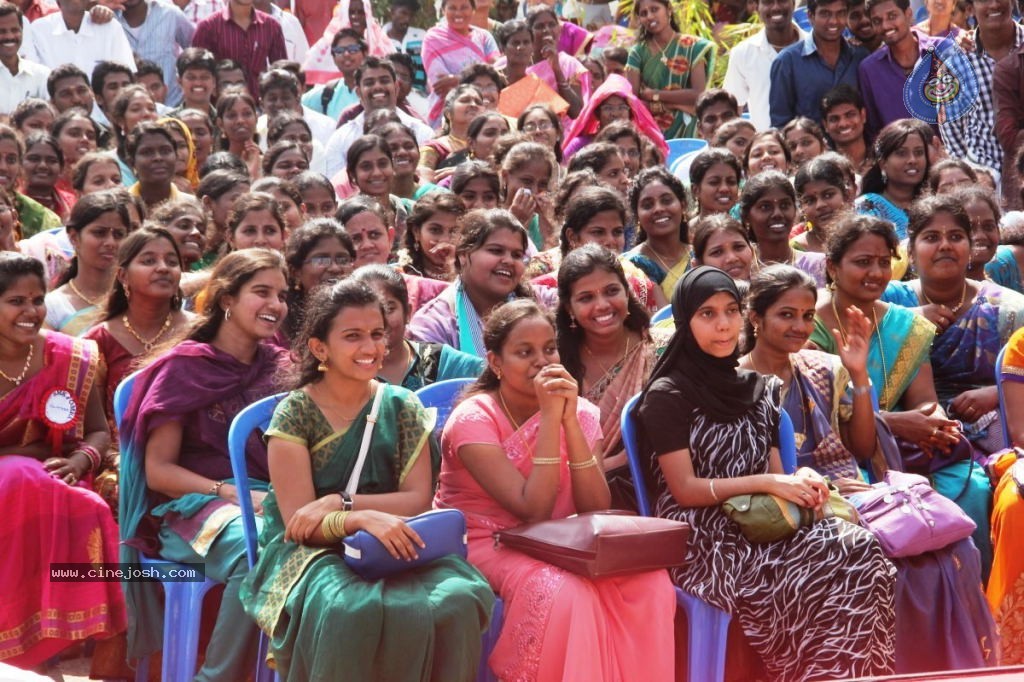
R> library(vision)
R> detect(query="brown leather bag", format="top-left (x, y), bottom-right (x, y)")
top-left (493, 510), bottom-right (690, 578)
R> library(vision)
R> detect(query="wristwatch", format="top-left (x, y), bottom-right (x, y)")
top-left (339, 491), bottom-right (354, 511)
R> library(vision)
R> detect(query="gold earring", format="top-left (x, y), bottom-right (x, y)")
top-left (124, 284), bottom-right (131, 300)
top-left (752, 325), bottom-right (759, 337)
top-left (224, 308), bottom-right (232, 320)
top-left (317, 357), bottom-right (328, 372)
top-left (495, 368), bottom-right (502, 380)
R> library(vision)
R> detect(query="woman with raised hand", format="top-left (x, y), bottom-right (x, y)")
top-left (743, 263), bottom-right (996, 674)
top-left (637, 265), bottom-right (896, 681)
top-left (0, 252), bottom-right (126, 674)
top-left (398, 192), bottom-right (465, 281)
top-left (119, 249), bottom-right (291, 681)
top-left (436, 298), bottom-right (675, 681)
top-left (408, 208), bottom-right (558, 357)
top-left (810, 213), bottom-right (994, 574)
top-left (239, 279), bottom-right (494, 682)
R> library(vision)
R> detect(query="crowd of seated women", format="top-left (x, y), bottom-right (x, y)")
top-left (5, 0), bottom-right (1024, 676)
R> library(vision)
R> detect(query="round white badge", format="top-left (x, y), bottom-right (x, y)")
top-left (43, 389), bottom-right (77, 427)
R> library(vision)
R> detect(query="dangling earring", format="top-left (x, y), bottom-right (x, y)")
top-left (495, 368), bottom-right (502, 380)
top-left (752, 325), bottom-right (759, 337)
top-left (317, 357), bottom-right (328, 372)
top-left (224, 308), bottom-right (232, 320)
top-left (124, 284), bottom-right (131, 301)
top-left (569, 315), bottom-right (577, 329)
top-left (881, 170), bottom-right (888, 185)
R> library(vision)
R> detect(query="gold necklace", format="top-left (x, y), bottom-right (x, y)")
top-left (920, 281), bottom-right (969, 314)
top-left (122, 312), bottom-right (173, 353)
top-left (584, 336), bottom-right (633, 383)
top-left (0, 342), bottom-right (33, 385)
top-left (645, 242), bottom-right (682, 273)
top-left (497, 388), bottom-right (523, 431)
top-left (68, 279), bottom-right (104, 307)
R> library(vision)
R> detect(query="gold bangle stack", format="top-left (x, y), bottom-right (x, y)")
top-left (531, 457), bottom-right (561, 465)
top-left (568, 457), bottom-right (599, 471)
top-left (321, 511), bottom-right (350, 542)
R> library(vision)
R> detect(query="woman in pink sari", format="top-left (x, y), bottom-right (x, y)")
top-left (0, 253), bottom-right (125, 670)
top-left (562, 74), bottom-right (668, 161)
top-left (435, 298), bottom-right (675, 682)
top-left (421, 0), bottom-right (499, 126)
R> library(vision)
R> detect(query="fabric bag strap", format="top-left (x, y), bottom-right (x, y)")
top-left (344, 383), bottom-right (385, 495)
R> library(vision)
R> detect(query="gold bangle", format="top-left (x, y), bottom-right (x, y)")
top-left (531, 457), bottom-right (562, 465)
top-left (321, 511), bottom-right (350, 541)
top-left (568, 457), bottom-right (598, 471)
top-left (208, 480), bottom-right (225, 497)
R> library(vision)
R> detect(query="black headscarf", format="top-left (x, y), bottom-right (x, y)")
top-left (643, 266), bottom-right (765, 421)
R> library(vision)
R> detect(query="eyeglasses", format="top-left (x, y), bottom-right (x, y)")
top-left (522, 121), bottom-right (553, 132)
top-left (305, 255), bottom-right (353, 268)
top-left (620, 148), bottom-right (641, 159)
top-left (332, 44), bottom-right (364, 56)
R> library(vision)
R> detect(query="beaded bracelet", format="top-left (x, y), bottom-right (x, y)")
top-left (531, 457), bottom-right (561, 465)
top-left (568, 457), bottom-right (598, 471)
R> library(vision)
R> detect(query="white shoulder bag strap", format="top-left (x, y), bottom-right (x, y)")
top-left (344, 383), bottom-right (386, 495)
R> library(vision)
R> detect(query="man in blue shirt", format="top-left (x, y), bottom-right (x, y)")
top-left (769, 0), bottom-right (869, 127)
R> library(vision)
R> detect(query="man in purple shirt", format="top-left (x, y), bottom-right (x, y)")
top-left (857, 0), bottom-right (935, 137)
top-left (191, 0), bottom-right (285, 96)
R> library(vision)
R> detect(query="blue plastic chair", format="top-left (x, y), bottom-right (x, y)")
top-left (415, 377), bottom-right (503, 682)
top-left (666, 138), bottom-right (708, 168)
top-left (793, 5), bottom-right (811, 30)
top-left (915, 5), bottom-right (929, 22)
top-left (415, 378), bottom-right (475, 439)
top-left (114, 371), bottom-right (222, 682)
top-left (650, 304), bottom-right (673, 325)
top-left (228, 393), bottom-right (286, 682)
top-left (997, 345), bottom-right (1010, 449)
top-left (620, 392), bottom-right (730, 682)
top-left (670, 150), bottom-right (704, 186)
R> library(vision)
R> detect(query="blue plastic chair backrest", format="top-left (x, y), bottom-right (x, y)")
top-left (666, 138), bottom-right (708, 169)
top-left (228, 393), bottom-right (286, 568)
top-left (793, 5), bottom-right (810, 30)
top-left (113, 369), bottom-right (144, 431)
top-left (670, 150), bottom-right (703, 185)
top-left (415, 378), bottom-right (475, 439)
top-left (997, 344), bottom-right (1011, 449)
top-left (621, 393), bottom-right (653, 516)
top-left (778, 410), bottom-right (797, 474)
top-left (650, 304), bottom-right (673, 325)
top-left (915, 5), bottom-right (929, 22)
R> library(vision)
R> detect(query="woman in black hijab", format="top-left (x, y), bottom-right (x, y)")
top-left (635, 266), bottom-right (897, 682)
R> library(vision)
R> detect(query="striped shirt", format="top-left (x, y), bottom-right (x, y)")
top-left (118, 0), bottom-right (195, 107)
top-left (191, 6), bottom-right (286, 95)
top-left (939, 24), bottom-right (1024, 176)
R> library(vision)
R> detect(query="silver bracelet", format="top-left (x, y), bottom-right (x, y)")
top-left (850, 380), bottom-right (873, 397)
top-left (709, 479), bottom-right (720, 502)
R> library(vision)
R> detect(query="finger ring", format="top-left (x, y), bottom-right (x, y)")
top-left (932, 428), bottom-right (939, 437)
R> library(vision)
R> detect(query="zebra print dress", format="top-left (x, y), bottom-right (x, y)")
top-left (639, 378), bottom-right (897, 681)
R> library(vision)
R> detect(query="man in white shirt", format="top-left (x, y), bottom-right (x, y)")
top-left (722, 0), bottom-right (806, 130)
top-left (252, 0), bottom-right (306, 63)
top-left (29, 0), bottom-right (135, 77)
top-left (323, 56), bottom-right (433, 179)
top-left (0, 1), bottom-right (49, 113)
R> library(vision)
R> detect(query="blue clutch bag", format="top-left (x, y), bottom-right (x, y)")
top-left (342, 508), bottom-right (468, 581)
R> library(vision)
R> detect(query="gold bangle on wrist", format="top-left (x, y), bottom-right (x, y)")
top-left (321, 511), bottom-right (350, 542)
top-left (568, 456), bottom-right (598, 471)
top-left (209, 480), bottom-right (225, 497)
top-left (531, 456), bottom-right (562, 465)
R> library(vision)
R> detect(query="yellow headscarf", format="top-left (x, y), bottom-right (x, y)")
top-left (158, 117), bottom-right (200, 189)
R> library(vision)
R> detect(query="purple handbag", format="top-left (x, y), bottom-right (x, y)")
top-left (847, 470), bottom-right (976, 558)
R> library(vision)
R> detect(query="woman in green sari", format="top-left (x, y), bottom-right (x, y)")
top-left (625, 0), bottom-right (714, 139)
top-left (240, 280), bottom-right (494, 682)
top-left (809, 214), bottom-right (994, 575)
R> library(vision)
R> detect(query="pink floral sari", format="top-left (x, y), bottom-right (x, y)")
top-left (0, 332), bottom-right (125, 667)
top-left (421, 23), bottom-right (498, 123)
top-left (435, 392), bottom-right (675, 682)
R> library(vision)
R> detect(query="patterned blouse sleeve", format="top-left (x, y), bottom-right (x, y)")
top-left (265, 391), bottom-right (309, 447)
top-left (444, 395), bottom-right (501, 455)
